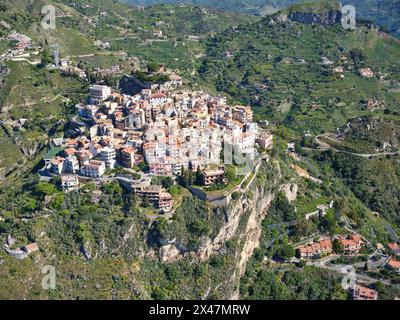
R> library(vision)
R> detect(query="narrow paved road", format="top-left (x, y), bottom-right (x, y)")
top-left (313, 134), bottom-right (400, 158)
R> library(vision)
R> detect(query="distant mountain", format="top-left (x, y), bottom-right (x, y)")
top-left (120, 0), bottom-right (400, 37)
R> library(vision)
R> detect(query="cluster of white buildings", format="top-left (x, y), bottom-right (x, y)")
top-left (43, 83), bottom-right (272, 202)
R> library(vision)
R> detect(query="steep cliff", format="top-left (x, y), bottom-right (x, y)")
top-left (157, 159), bottom-right (283, 299)
top-left (228, 160), bottom-right (282, 299)
top-left (287, 9), bottom-right (341, 26)
top-left (280, 1), bottom-right (342, 26)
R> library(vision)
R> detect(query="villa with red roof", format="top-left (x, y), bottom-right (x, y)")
top-left (352, 285), bottom-right (378, 300)
top-left (388, 243), bottom-right (400, 256)
top-left (386, 257), bottom-right (400, 272)
top-left (297, 238), bottom-right (332, 259)
top-left (336, 234), bottom-right (364, 254)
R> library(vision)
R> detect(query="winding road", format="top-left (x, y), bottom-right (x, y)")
top-left (313, 133), bottom-right (400, 158)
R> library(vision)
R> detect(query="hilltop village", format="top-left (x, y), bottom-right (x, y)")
top-left (40, 67), bottom-right (273, 212)
top-left (33, 65), bottom-right (400, 301)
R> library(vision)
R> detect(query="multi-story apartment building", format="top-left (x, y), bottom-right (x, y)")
top-left (64, 155), bottom-right (80, 174)
top-left (135, 185), bottom-right (173, 210)
top-left (256, 133), bottom-right (274, 150)
top-left (61, 175), bottom-right (80, 191)
top-left (149, 92), bottom-right (167, 106)
top-left (79, 104), bottom-right (98, 120)
top-left (81, 160), bottom-right (106, 178)
top-left (120, 146), bottom-right (135, 168)
top-left (201, 169), bottom-right (225, 186)
top-left (100, 147), bottom-right (116, 169)
top-left (297, 239), bottom-right (333, 259)
top-left (90, 85), bottom-right (111, 105)
top-left (50, 157), bottom-right (65, 175)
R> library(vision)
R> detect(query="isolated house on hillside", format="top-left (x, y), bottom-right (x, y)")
top-left (336, 234), bottom-right (364, 254)
top-left (388, 243), bottom-right (400, 256)
top-left (386, 258), bottom-right (400, 272)
top-left (352, 285), bottom-right (378, 300)
top-left (23, 243), bottom-right (39, 255)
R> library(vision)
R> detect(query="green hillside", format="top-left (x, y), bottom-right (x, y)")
top-left (199, 4), bottom-right (400, 132)
top-left (0, 0), bottom-right (256, 65)
top-left (197, 0), bottom-right (400, 231)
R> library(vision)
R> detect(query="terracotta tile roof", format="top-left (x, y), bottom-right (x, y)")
top-left (340, 239), bottom-right (358, 247)
top-left (387, 258), bottom-right (400, 270)
top-left (298, 239), bottom-right (333, 257)
top-left (151, 93), bottom-right (166, 99)
top-left (388, 243), bottom-right (400, 251)
top-left (311, 243), bottom-right (321, 251)
top-left (64, 148), bottom-right (77, 156)
top-left (160, 192), bottom-right (173, 200)
top-left (353, 285), bottom-right (378, 300)
top-left (24, 243), bottom-right (39, 253)
top-left (66, 139), bottom-right (77, 146)
top-left (202, 169), bottom-right (224, 177)
top-left (349, 234), bottom-right (363, 243)
top-left (320, 239), bottom-right (332, 249)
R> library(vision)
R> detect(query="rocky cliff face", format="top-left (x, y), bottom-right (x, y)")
top-left (228, 188), bottom-right (275, 299)
top-left (287, 9), bottom-right (341, 26)
top-left (158, 159), bottom-right (283, 299)
top-left (228, 160), bottom-right (282, 299)
top-left (273, 2), bottom-right (343, 27)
